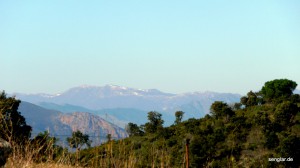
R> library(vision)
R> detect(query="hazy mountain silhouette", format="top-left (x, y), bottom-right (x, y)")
top-left (15, 85), bottom-right (241, 126)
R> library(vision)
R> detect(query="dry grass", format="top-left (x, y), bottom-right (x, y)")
top-left (4, 138), bottom-right (174, 168)
top-left (4, 138), bottom-right (76, 168)
top-left (5, 160), bottom-right (81, 168)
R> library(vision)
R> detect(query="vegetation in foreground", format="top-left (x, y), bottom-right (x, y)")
top-left (1, 79), bottom-right (299, 167)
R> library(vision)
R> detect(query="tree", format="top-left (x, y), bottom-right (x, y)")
top-left (240, 91), bottom-right (261, 107)
top-left (67, 130), bottom-right (91, 150)
top-left (67, 130), bottom-right (91, 166)
top-left (174, 111), bottom-right (184, 125)
top-left (106, 134), bottom-right (112, 142)
top-left (126, 122), bottom-right (144, 136)
top-left (260, 79), bottom-right (297, 102)
top-left (210, 101), bottom-right (234, 119)
top-left (144, 111), bottom-right (164, 134)
top-left (0, 91), bottom-right (31, 142)
top-left (232, 103), bottom-right (242, 110)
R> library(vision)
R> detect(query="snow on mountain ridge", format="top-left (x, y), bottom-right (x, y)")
top-left (14, 85), bottom-right (241, 118)
top-left (106, 84), bottom-right (128, 90)
top-left (14, 84), bottom-right (177, 98)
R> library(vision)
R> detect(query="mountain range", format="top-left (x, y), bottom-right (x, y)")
top-left (15, 85), bottom-right (241, 126)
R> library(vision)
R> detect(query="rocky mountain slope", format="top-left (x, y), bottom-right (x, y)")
top-left (18, 102), bottom-right (127, 145)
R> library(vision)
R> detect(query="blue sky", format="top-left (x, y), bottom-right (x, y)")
top-left (1, 1), bottom-right (299, 94)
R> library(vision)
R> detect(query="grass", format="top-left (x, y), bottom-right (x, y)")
top-left (4, 136), bottom-right (176, 168)
top-left (5, 161), bottom-right (80, 168)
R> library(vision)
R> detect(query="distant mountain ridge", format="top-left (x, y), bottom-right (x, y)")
top-left (15, 85), bottom-right (176, 110)
top-left (15, 85), bottom-right (241, 126)
top-left (15, 84), bottom-right (240, 111)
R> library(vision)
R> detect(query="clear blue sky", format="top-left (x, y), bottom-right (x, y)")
top-left (1, 1), bottom-right (299, 94)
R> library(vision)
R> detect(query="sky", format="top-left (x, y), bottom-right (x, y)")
top-left (1, 1), bottom-right (299, 95)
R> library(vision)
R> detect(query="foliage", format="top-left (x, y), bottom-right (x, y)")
top-left (240, 91), bottom-right (262, 107)
top-left (67, 130), bottom-right (91, 150)
top-left (210, 101), bottom-right (234, 120)
top-left (126, 122), bottom-right (144, 137)
top-left (260, 79), bottom-right (297, 102)
top-left (0, 91), bottom-right (31, 143)
top-left (174, 111), bottom-right (184, 125)
top-left (30, 131), bottom-right (58, 162)
top-left (144, 111), bottom-right (164, 134)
